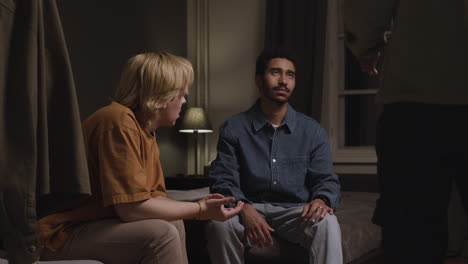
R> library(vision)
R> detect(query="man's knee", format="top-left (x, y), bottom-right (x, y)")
top-left (305, 214), bottom-right (340, 239)
top-left (205, 217), bottom-right (243, 242)
top-left (321, 214), bottom-right (339, 228)
top-left (206, 218), bottom-right (233, 236)
top-left (139, 219), bottom-right (182, 249)
top-left (96, 219), bottom-right (185, 264)
top-left (205, 217), bottom-right (246, 263)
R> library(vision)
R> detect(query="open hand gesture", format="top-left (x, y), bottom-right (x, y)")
top-left (197, 194), bottom-right (244, 222)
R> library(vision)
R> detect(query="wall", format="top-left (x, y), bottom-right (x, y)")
top-left (202, 0), bottom-right (266, 165)
top-left (57, 0), bottom-right (268, 176)
top-left (57, 0), bottom-right (188, 177)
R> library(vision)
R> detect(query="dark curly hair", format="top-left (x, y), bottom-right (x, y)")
top-left (255, 49), bottom-right (297, 76)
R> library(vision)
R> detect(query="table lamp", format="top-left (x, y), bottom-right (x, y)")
top-left (179, 107), bottom-right (213, 177)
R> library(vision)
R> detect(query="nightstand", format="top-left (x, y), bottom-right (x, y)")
top-left (165, 175), bottom-right (210, 190)
top-left (164, 175), bottom-right (212, 264)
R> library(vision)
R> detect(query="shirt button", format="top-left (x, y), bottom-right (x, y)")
top-left (273, 181), bottom-right (277, 184)
top-left (272, 159), bottom-right (276, 163)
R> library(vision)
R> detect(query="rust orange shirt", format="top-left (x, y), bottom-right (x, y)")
top-left (37, 102), bottom-right (166, 252)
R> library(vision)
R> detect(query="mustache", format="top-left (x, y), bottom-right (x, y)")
top-left (273, 85), bottom-right (290, 92)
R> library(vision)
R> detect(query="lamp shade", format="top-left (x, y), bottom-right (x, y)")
top-left (179, 107), bottom-right (213, 133)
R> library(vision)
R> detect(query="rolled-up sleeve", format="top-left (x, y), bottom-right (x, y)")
top-left (97, 127), bottom-right (154, 206)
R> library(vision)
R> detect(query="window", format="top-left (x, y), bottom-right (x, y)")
top-left (323, 48), bottom-right (380, 165)
top-left (321, 0), bottom-right (387, 173)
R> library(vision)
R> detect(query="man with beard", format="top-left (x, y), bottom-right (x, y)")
top-left (205, 49), bottom-right (342, 264)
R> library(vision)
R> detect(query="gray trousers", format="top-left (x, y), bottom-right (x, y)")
top-left (41, 219), bottom-right (188, 264)
top-left (205, 203), bottom-right (342, 264)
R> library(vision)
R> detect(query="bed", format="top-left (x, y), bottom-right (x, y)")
top-left (167, 188), bottom-right (382, 264)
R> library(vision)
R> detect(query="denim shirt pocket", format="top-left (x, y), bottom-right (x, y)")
top-left (280, 156), bottom-right (310, 187)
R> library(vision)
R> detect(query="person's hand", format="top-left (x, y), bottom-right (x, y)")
top-left (358, 51), bottom-right (380, 76)
top-left (301, 198), bottom-right (334, 223)
top-left (239, 203), bottom-right (275, 248)
top-left (197, 193), bottom-right (244, 222)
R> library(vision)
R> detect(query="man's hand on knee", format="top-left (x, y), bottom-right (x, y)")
top-left (239, 204), bottom-right (275, 248)
top-left (301, 199), bottom-right (334, 223)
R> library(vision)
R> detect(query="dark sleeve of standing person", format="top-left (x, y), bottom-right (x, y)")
top-left (343, 0), bottom-right (397, 56)
top-left (343, 0), bottom-right (397, 74)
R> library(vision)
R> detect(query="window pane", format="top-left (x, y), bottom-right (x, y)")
top-left (344, 94), bottom-right (382, 147)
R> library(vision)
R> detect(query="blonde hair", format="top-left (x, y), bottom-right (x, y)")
top-left (114, 52), bottom-right (193, 115)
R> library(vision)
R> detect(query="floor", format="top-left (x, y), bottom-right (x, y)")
top-left (362, 255), bottom-right (468, 264)
top-left (444, 259), bottom-right (468, 264)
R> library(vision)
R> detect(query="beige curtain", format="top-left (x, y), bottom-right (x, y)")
top-left (0, 0), bottom-right (90, 263)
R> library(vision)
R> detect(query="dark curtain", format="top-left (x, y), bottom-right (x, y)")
top-left (0, 0), bottom-right (90, 263)
top-left (265, 0), bottom-right (328, 121)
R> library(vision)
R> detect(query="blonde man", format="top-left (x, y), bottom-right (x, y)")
top-left (37, 52), bottom-right (244, 264)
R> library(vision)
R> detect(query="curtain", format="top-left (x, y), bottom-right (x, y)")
top-left (264, 0), bottom-right (328, 121)
top-left (0, 0), bottom-right (90, 263)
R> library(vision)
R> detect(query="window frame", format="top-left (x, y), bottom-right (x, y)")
top-left (321, 0), bottom-right (377, 173)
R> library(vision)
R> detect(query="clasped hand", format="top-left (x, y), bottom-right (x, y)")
top-left (358, 51), bottom-right (380, 76)
top-left (197, 194), bottom-right (244, 222)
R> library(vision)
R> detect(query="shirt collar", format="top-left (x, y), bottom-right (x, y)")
top-left (250, 100), bottom-right (296, 134)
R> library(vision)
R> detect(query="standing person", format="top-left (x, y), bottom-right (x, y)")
top-left (205, 49), bottom-right (342, 264)
top-left (343, 1), bottom-right (468, 263)
top-left (36, 52), bottom-right (244, 264)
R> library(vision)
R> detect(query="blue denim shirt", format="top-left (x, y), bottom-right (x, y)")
top-left (209, 101), bottom-right (341, 209)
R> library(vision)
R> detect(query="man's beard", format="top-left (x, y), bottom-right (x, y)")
top-left (266, 85), bottom-right (290, 104)
top-left (268, 96), bottom-right (288, 104)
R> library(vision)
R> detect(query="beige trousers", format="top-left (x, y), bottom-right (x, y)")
top-left (41, 219), bottom-right (188, 264)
